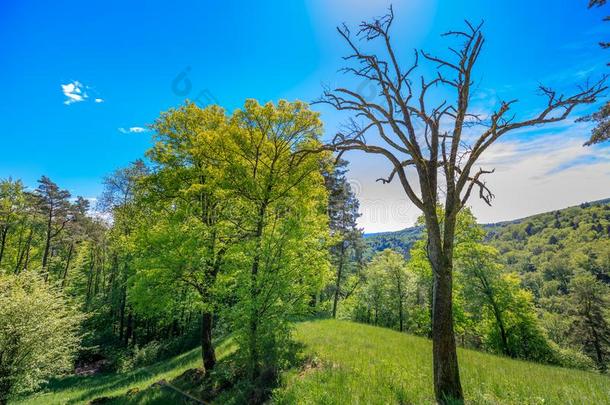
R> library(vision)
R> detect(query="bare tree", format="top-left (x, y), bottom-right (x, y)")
top-left (317, 8), bottom-right (606, 403)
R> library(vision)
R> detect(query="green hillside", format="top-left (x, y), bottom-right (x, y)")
top-left (365, 198), bottom-right (610, 266)
top-left (19, 320), bottom-right (610, 405)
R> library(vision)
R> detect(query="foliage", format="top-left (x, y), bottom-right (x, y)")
top-left (0, 273), bottom-right (82, 402)
top-left (219, 99), bottom-right (331, 388)
top-left (567, 271), bottom-right (610, 371)
top-left (365, 200), bottom-right (610, 370)
top-left (350, 249), bottom-right (413, 332)
top-left (321, 158), bottom-right (364, 318)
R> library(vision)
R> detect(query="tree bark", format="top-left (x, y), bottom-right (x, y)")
top-left (431, 261), bottom-right (463, 403)
top-left (248, 202), bottom-right (267, 381)
top-left (398, 280), bottom-right (404, 332)
top-left (119, 288), bottom-right (126, 342)
top-left (332, 241), bottom-right (346, 318)
top-left (489, 298), bottom-right (510, 356)
top-left (125, 310), bottom-right (133, 346)
top-left (61, 243), bottom-right (74, 289)
top-left (42, 212), bottom-right (53, 281)
top-left (22, 229), bottom-right (33, 272)
top-left (427, 220), bottom-right (463, 404)
top-left (0, 226), bottom-right (9, 267)
top-left (201, 311), bottom-right (216, 372)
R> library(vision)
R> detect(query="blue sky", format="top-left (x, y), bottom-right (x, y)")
top-left (1, 0), bottom-right (608, 231)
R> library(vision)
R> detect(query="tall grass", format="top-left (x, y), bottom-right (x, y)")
top-left (17, 320), bottom-right (609, 404)
top-left (276, 320), bottom-right (610, 404)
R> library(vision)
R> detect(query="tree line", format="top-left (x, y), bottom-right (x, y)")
top-left (339, 207), bottom-right (610, 372)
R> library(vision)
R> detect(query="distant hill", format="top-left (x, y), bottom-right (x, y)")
top-left (365, 198), bottom-right (610, 260)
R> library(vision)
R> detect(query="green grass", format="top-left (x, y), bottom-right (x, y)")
top-left (16, 320), bottom-right (610, 404)
top-left (276, 320), bottom-right (610, 404)
top-left (15, 339), bottom-right (238, 405)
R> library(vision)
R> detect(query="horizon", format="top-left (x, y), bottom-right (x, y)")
top-left (362, 196), bottom-right (610, 236)
top-left (2, 0), bottom-right (609, 233)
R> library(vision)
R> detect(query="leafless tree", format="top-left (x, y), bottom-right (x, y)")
top-left (317, 7), bottom-right (606, 403)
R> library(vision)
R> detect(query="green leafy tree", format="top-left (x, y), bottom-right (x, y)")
top-left (370, 249), bottom-right (410, 331)
top-left (568, 271), bottom-right (610, 371)
top-left (132, 103), bottom-right (236, 373)
top-left (0, 273), bottom-right (82, 403)
top-left (0, 179), bottom-right (27, 269)
top-left (221, 100), bottom-right (330, 386)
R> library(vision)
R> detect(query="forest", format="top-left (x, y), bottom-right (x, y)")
top-left (2, 3), bottom-right (610, 405)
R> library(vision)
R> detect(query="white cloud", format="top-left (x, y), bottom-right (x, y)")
top-left (469, 125), bottom-right (610, 224)
top-left (118, 127), bottom-right (148, 134)
top-left (61, 80), bottom-right (104, 105)
top-left (61, 81), bottom-right (87, 105)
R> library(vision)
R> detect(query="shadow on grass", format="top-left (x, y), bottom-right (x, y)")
top-left (102, 339), bottom-right (310, 405)
top-left (26, 348), bottom-right (201, 404)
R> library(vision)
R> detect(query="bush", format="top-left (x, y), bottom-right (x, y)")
top-left (552, 344), bottom-right (595, 370)
top-left (103, 325), bottom-right (201, 372)
top-left (0, 273), bottom-right (83, 402)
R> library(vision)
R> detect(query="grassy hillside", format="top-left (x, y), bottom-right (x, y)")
top-left (19, 320), bottom-right (610, 404)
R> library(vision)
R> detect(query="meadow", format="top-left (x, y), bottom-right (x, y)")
top-left (18, 320), bottom-right (610, 405)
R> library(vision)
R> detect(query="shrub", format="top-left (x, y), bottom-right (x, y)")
top-left (0, 273), bottom-right (83, 402)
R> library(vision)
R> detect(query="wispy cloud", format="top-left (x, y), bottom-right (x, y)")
top-left (61, 80), bottom-right (104, 105)
top-left (349, 120), bottom-right (610, 232)
top-left (118, 127), bottom-right (148, 134)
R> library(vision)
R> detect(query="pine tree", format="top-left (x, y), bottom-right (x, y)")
top-left (323, 158), bottom-right (364, 318)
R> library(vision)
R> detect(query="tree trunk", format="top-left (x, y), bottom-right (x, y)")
top-left (428, 238), bottom-right (463, 404)
top-left (42, 214), bottom-right (53, 281)
top-left (119, 287), bottom-right (126, 342)
top-left (0, 226), bottom-right (9, 267)
top-left (395, 275), bottom-right (404, 332)
top-left (490, 299), bottom-right (510, 356)
top-left (332, 241), bottom-right (346, 318)
top-left (590, 323), bottom-right (605, 371)
top-left (201, 311), bottom-right (216, 372)
top-left (125, 310), bottom-right (133, 346)
top-left (0, 372), bottom-right (11, 405)
top-left (248, 202), bottom-right (267, 381)
top-left (13, 226), bottom-right (25, 274)
top-left (22, 229), bottom-right (33, 272)
top-left (61, 243), bottom-right (74, 289)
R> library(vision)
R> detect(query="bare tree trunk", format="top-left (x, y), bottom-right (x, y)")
top-left (332, 241), bottom-right (346, 318)
top-left (589, 322), bottom-right (605, 371)
top-left (125, 310), bottom-right (133, 346)
top-left (248, 202), bottom-right (267, 381)
top-left (429, 238), bottom-right (463, 404)
top-left (13, 226), bottom-right (25, 274)
top-left (201, 311), bottom-right (216, 372)
top-left (42, 214), bottom-right (52, 281)
top-left (398, 285), bottom-right (404, 333)
top-left (61, 243), bottom-right (74, 289)
top-left (0, 226), bottom-right (9, 267)
top-left (119, 288), bottom-right (126, 342)
top-left (489, 299), bottom-right (510, 356)
top-left (22, 229), bottom-right (33, 272)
